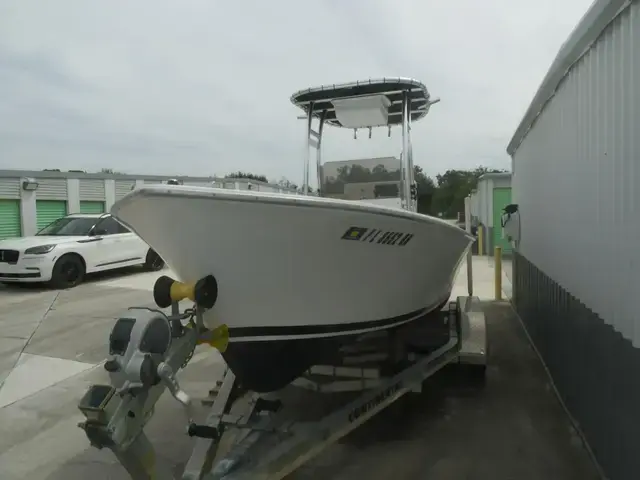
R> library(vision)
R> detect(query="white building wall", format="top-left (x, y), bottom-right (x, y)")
top-left (470, 191), bottom-right (479, 219)
top-left (115, 180), bottom-right (136, 200)
top-left (476, 178), bottom-right (492, 227)
top-left (183, 181), bottom-right (211, 187)
top-left (476, 176), bottom-right (513, 228)
top-left (511, 2), bottom-right (640, 346)
top-left (67, 178), bottom-right (80, 213)
top-left (105, 179), bottom-right (116, 211)
top-left (36, 178), bottom-right (67, 200)
top-left (0, 178), bottom-right (20, 198)
top-left (19, 178), bottom-right (37, 236)
top-left (79, 179), bottom-right (106, 201)
top-left (0, 172), bottom-right (301, 237)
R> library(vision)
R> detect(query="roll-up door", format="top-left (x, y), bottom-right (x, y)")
top-left (0, 200), bottom-right (21, 239)
top-left (36, 200), bottom-right (67, 231)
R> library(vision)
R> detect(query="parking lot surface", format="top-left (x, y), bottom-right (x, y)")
top-left (0, 260), bottom-right (601, 479)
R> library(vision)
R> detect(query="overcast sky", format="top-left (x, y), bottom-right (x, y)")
top-left (0, 0), bottom-right (593, 187)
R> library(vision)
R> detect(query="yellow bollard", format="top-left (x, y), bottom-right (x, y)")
top-left (478, 227), bottom-right (484, 256)
top-left (494, 246), bottom-right (502, 301)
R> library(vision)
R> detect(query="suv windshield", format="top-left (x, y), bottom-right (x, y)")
top-left (36, 217), bottom-right (98, 236)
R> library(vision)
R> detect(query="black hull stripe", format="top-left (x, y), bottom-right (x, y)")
top-left (227, 305), bottom-right (437, 338)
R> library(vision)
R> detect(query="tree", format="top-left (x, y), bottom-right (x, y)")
top-left (225, 171), bottom-right (268, 183)
top-left (414, 165), bottom-right (436, 214)
top-left (276, 177), bottom-right (298, 190)
top-left (336, 164), bottom-right (374, 183)
top-left (370, 164), bottom-right (400, 182)
top-left (324, 163), bottom-right (401, 195)
top-left (430, 166), bottom-right (507, 218)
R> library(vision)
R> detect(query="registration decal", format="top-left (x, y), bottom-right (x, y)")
top-left (341, 227), bottom-right (414, 247)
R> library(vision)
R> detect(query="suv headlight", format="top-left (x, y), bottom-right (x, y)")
top-left (25, 244), bottom-right (57, 255)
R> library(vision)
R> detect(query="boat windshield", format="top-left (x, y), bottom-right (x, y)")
top-left (36, 217), bottom-right (97, 236)
top-left (321, 157), bottom-right (401, 201)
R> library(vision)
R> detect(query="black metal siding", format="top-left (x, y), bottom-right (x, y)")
top-left (514, 251), bottom-right (639, 480)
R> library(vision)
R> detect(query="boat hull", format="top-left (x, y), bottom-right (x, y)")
top-left (111, 186), bottom-right (474, 392)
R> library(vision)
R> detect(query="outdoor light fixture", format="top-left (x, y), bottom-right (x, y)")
top-left (22, 178), bottom-right (39, 191)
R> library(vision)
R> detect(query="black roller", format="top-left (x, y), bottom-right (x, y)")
top-left (153, 275), bottom-right (176, 308)
top-left (194, 275), bottom-right (218, 309)
top-left (187, 423), bottom-right (219, 439)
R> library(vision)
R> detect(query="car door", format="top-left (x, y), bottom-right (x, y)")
top-left (91, 216), bottom-right (129, 267)
top-left (114, 220), bottom-right (148, 264)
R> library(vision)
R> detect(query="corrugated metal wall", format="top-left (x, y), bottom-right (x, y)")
top-left (79, 179), bottom-right (106, 200)
top-left (477, 180), bottom-right (489, 227)
top-left (115, 180), bottom-right (136, 200)
top-left (474, 178), bottom-right (495, 227)
top-left (36, 178), bottom-right (68, 200)
top-left (0, 178), bottom-right (20, 199)
top-left (509, 5), bottom-right (640, 478)
top-left (513, 2), bottom-right (640, 346)
top-left (470, 192), bottom-right (479, 220)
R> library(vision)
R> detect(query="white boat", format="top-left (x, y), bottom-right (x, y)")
top-left (110, 77), bottom-right (475, 393)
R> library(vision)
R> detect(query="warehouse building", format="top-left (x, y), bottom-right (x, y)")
top-left (468, 172), bottom-right (512, 256)
top-left (0, 170), bottom-right (297, 239)
top-left (506, 1), bottom-right (639, 479)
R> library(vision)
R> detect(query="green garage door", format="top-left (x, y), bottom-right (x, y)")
top-left (36, 200), bottom-right (67, 231)
top-left (0, 199), bottom-right (21, 239)
top-left (79, 201), bottom-right (105, 214)
top-left (492, 187), bottom-right (512, 254)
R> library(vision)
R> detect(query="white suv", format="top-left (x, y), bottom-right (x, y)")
top-left (0, 213), bottom-right (164, 289)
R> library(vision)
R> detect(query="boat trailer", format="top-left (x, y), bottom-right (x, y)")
top-left (77, 278), bottom-right (487, 480)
